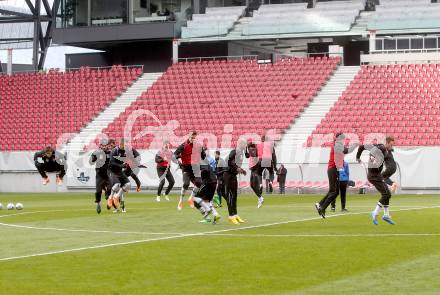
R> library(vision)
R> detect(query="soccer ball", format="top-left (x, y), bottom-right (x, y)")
top-left (15, 203), bottom-right (23, 210)
top-left (7, 203), bottom-right (15, 210)
top-left (0, 203), bottom-right (3, 210)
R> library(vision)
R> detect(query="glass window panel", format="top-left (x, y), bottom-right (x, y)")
top-left (384, 39), bottom-right (396, 50)
top-left (411, 38), bottom-right (423, 49)
top-left (425, 38), bottom-right (437, 49)
top-left (375, 39), bottom-right (383, 51)
top-left (397, 39), bottom-right (409, 50)
top-left (91, 0), bottom-right (128, 25)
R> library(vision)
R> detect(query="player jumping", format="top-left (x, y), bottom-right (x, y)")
top-left (356, 136), bottom-right (396, 225)
top-left (89, 138), bottom-right (112, 214)
top-left (107, 139), bottom-right (141, 213)
top-left (382, 144), bottom-right (398, 193)
top-left (258, 135), bottom-right (277, 195)
top-left (155, 140), bottom-right (175, 202)
top-left (213, 150), bottom-right (227, 207)
top-left (173, 131), bottom-right (206, 211)
top-left (315, 133), bottom-right (358, 219)
top-left (34, 146), bottom-right (66, 185)
top-left (197, 152), bottom-right (221, 224)
top-left (245, 139), bottom-right (264, 208)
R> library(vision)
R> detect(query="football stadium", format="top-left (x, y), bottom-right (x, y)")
top-left (1, 0), bottom-right (440, 294)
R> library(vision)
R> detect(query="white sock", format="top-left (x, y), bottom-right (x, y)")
top-left (210, 204), bottom-right (218, 216)
top-left (383, 206), bottom-right (390, 217)
top-left (179, 188), bottom-right (186, 202)
top-left (198, 200), bottom-right (211, 213)
top-left (373, 203), bottom-right (382, 216)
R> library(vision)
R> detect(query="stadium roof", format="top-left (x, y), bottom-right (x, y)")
top-left (0, 0), bottom-right (52, 49)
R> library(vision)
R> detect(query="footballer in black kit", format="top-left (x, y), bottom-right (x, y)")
top-left (223, 139), bottom-right (247, 224)
top-left (107, 139), bottom-right (141, 213)
top-left (356, 136), bottom-right (397, 225)
top-left (89, 139), bottom-right (112, 214)
top-left (34, 146), bottom-right (66, 185)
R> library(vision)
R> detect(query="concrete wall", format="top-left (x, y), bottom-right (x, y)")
top-left (65, 40), bottom-right (173, 72)
top-left (0, 172), bottom-right (69, 193)
top-left (53, 22), bottom-right (176, 45)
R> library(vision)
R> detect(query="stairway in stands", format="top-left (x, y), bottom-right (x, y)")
top-left (227, 16), bottom-right (253, 38)
top-left (350, 11), bottom-right (375, 35)
top-left (279, 66), bottom-right (360, 149)
top-left (67, 72), bottom-right (163, 152)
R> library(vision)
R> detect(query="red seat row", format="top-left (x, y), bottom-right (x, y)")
top-left (0, 67), bottom-right (142, 151)
top-left (307, 63), bottom-right (440, 147)
top-left (100, 57), bottom-right (339, 149)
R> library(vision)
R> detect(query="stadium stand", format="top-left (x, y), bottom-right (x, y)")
top-left (242, 0), bottom-right (364, 36)
top-left (307, 63), bottom-right (440, 147)
top-left (181, 6), bottom-right (246, 38)
top-left (0, 66), bottom-right (142, 151)
top-left (101, 57), bottom-right (341, 149)
top-left (368, 0), bottom-right (440, 31)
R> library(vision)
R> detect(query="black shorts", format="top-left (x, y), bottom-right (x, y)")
top-left (182, 165), bottom-right (196, 181)
top-left (197, 181), bottom-right (217, 201)
top-left (108, 170), bottom-right (130, 188)
top-left (182, 165), bottom-right (202, 188)
top-left (96, 173), bottom-right (110, 192)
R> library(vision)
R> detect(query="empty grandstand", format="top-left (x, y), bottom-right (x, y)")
top-left (0, 66), bottom-right (142, 151)
top-left (368, 0), bottom-right (440, 31)
top-left (181, 6), bottom-right (246, 38)
top-left (5, 2), bottom-right (440, 294)
top-left (243, 1), bottom-right (364, 35)
top-left (307, 63), bottom-right (440, 147)
top-left (3, 0), bottom-right (440, 193)
top-left (101, 56), bottom-right (340, 149)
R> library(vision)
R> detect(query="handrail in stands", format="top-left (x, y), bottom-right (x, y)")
top-left (0, 65), bottom-right (144, 75)
top-left (177, 55), bottom-right (258, 62)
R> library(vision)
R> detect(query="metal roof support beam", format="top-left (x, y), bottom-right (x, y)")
top-left (42, 0), bottom-right (52, 17)
top-left (0, 16), bottom-right (51, 23)
top-left (25, 0), bottom-right (37, 15)
top-left (38, 0), bottom-right (60, 70)
top-left (32, 0), bottom-right (41, 71)
top-left (0, 9), bottom-right (33, 17)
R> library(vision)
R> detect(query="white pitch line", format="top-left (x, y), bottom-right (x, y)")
top-left (204, 233), bottom-right (440, 238)
top-left (1, 205), bottom-right (439, 262)
top-left (0, 222), bottom-right (186, 236)
top-left (199, 205), bottom-right (440, 236)
top-left (0, 233), bottom-right (202, 262)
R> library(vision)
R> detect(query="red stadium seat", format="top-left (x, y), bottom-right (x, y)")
top-left (0, 67), bottom-right (142, 150)
top-left (307, 63), bottom-right (440, 147)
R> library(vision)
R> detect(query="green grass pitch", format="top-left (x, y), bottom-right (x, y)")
top-left (1, 192), bottom-right (440, 294)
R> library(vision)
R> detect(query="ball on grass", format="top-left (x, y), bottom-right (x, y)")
top-left (15, 203), bottom-right (23, 210)
top-left (7, 203), bottom-right (15, 210)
